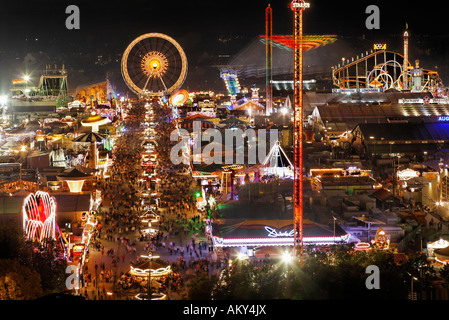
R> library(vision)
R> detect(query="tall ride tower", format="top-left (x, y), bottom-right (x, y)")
top-left (265, 4), bottom-right (273, 115)
top-left (403, 26), bottom-right (409, 90)
top-left (291, 0), bottom-right (309, 257)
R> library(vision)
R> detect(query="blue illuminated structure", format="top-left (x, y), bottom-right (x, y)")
top-left (220, 68), bottom-right (241, 96)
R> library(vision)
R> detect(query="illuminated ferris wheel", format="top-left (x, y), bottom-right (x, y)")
top-left (121, 33), bottom-right (188, 97)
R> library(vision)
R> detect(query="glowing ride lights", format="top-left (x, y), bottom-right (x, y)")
top-left (121, 33), bottom-right (188, 96)
top-left (291, 0), bottom-right (309, 258)
top-left (80, 115), bottom-right (110, 133)
top-left (397, 168), bottom-right (420, 181)
top-left (130, 265), bottom-right (171, 278)
top-left (427, 238), bottom-right (449, 257)
top-left (169, 89), bottom-right (189, 107)
top-left (22, 191), bottom-right (57, 242)
top-left (355, 242), bottom-right (372, 251)
top-left (141, 51), bottom-right (168, 79)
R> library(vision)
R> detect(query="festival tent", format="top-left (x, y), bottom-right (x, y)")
top-left (179, 119), bottom-right (215, 130)
top-left (220, 118), bottom-right (247, 125)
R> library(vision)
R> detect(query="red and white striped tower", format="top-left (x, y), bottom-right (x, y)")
top-left (291, 0), bottom-right (309, 258)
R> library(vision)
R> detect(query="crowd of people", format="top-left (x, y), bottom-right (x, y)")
top-left (78, 98), bottom-right (218, 299)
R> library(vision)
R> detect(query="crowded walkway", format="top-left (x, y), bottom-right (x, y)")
top-left (80, 99), bottom-right (213, 300)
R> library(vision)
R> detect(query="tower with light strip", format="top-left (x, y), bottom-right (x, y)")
top-left (265, 4), bottom-right (273, 115)
top-left (291, 0), bottom-right (309, 257)
top-left (403, 27), bottom-right (409, 90)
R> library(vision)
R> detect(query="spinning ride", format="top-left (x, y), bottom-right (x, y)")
top-left (22, 191), bottom-right (56, 242)
top-left (121, 33), bottom-right (188, 97)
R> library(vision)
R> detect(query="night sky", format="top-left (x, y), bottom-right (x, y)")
top-left (1, 0), bottom-right (449, 95)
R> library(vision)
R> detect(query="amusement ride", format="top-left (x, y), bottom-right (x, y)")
top-left (121, 33), bottom-right (188, 98)
top-left (332, 30), bottom-right (445, 95)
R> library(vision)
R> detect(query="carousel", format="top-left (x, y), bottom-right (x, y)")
top-left (434, 246), bottom-right (449, 265)
top-left (129, 257), bottom-right (171, 278)
top-left (125, 256), bottom-right (172, 298)
top-left (428, 238), bottom-right (449, 261)
top-left (80, 114), bottom-right (110, 133)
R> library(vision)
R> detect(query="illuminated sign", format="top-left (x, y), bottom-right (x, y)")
top-left (291, 1), bottom-right (310, 9)
top-left (265, 226), bottom-right (295, 238)
top-left (373, 43), bottom-right (386, 50)
top-left (399, 98), bottom-right (449, 105)
top-left (439, 116), bottom-right (449, 122)
top-left (397, 168), bottom-right (419, 180)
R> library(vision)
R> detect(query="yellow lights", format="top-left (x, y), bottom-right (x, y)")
top-left (141, 51), bottom-right (168, 78)
top-left (281, 251), bottom-right (293, 264)
top-left (236, 252), bottom-right (249, 261)
top-left (0, 95), bottom-right (8, 105)
top-left (355, 242), bottom-right (371, 250)
top-left (130, 265), bottom-right (171, 278)
top-left (169, 89), bottom-right (189, 107)
top-left (150, 59), bottom-right (161, 70)
top-left (134, 293), bottom-right (167, 300)
top-left (66, 180), bottom-right (85, 193)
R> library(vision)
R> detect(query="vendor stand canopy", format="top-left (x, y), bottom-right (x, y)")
top-left (73, 132), bottom-right (106, 143)
top-left (180, 118), bottom-right (215, 130)
top-left (220, 117), bottom-right (247, 125)
top-left (57, 167), bottom-right (94, 193)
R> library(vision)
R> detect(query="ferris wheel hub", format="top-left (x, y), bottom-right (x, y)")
top-left (141, 51), bottom-right (168, 78)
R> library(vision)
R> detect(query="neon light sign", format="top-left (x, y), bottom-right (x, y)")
top-left (291, 1), bottom-right (310, 8)
top-left (373, 43), bottom-right (386, 50)
top-left (438, 116), bottom-right (449, 122)
top-left (265, 226), bottom-right (294, 237)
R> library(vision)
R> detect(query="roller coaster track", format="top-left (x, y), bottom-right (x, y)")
top-left (332, 49), bottom-right (443, 92)
top-left (332, 50), bottom-right (410, 90)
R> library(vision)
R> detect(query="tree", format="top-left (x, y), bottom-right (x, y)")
top-left (0, 259), bottom-right (43, 300)
top-left (439, 263), bottom-right (449, 290)
top-left (212, 262), bottom-right (287, 300)
top-left (31, 240), bottom-right (68, 294)
top-left (186, 273), bottom-right (217, 300)
top-left (0, 221), bottom-right (68, 299)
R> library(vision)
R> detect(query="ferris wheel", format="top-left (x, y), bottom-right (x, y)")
top-left (121, 33), bottom-right (188, 97)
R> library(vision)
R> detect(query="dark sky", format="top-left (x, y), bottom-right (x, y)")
top-left (1, 0), bottom-right (448, 94)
